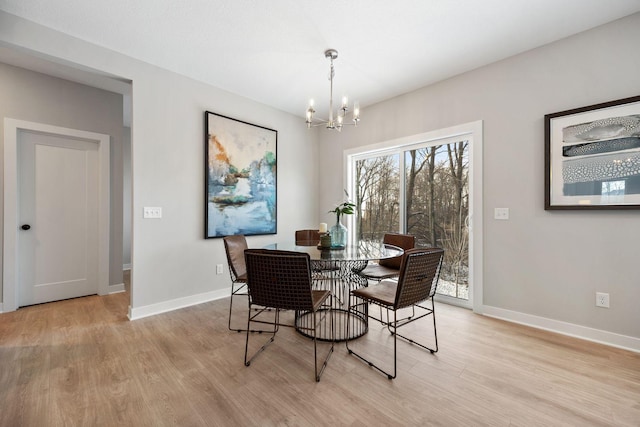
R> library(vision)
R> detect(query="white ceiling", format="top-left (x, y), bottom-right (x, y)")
top-left (1, 0), bottom-right (640, 120)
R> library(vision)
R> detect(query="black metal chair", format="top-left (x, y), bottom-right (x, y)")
top-left (358, 233), bottom-right (416, 281)
top-left (223, 235), bottom-right (271, 333)
top-left (346, 247), bottom-right (444, 379)
top-left (223, 235), bottom-right (249, 332)
top-left (243, 249), bottom-right (335, 382)
top-left (358, 233), bottom-right (417, 323)
top-left (295, 229), bottom-right (321, 246)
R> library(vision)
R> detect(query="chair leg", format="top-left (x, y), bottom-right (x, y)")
top-left (347, 298), bottom-right (438, 379)
top-left (345, 294), bottom-right (396, 379)
top-left (432, 300), bottom-right (438, 352)
top-left (229, 282), bottom-right (273, 333)
top-left (228, 283), bottom-right (244, 332)
top-left (244, 307), bottom-right (279, 367)
top-left (378, 305), bottom-right (415, 326)
top-left (387, 299), bottom-right (438, 353)
top-left (313, 307), bottom-right (335, 382)
top-left (392, 310), bottom-right (397, 379)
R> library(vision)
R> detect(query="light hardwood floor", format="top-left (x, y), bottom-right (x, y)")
top-left (1, 283), bottom-right (639, 426)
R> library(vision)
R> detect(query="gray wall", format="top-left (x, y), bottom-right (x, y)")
top-left (0, 11), bottom-right (319, 314)
top-left (318, 13), bottom-right (640, 343)
top-left (0, 61), bottom-right (124, 297)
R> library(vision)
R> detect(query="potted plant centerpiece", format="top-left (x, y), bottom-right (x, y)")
top-left (329, 195), bottom-right (355, 248)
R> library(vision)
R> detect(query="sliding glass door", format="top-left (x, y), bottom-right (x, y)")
top-left (404, 142), bottom-right (469, 300)
top-left (350, 136), bottom-right (471, 305)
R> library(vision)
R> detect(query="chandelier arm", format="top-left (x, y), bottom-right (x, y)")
top-left (307, 118), bottom-right (357, 128)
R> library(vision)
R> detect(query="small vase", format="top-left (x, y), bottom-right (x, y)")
top-left (330, 217), bottom-right (347, 248)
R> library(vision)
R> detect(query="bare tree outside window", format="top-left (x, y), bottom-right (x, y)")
top-left (355, 154), bottom-right (400, 242)
top-left (354, 141), bottom-right (469, 300)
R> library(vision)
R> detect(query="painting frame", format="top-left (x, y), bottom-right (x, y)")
top-left (204, 111), bottom-right (277, 238)
top-left (544, 95), bottom-right (640, 210)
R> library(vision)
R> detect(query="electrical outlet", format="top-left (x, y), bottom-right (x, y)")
top-left (494, 208), bottom-right (509, 220)
top-left (216, 264), bottom-right (223, 275)
top-left (595, 292), bottom-right (610, 308)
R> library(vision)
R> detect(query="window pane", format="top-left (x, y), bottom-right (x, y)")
top-left (404, 142), bottom-right (469, 300)
top-left (354, 154), bottom-right (400, 242)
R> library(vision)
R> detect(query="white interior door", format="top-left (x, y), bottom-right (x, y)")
top-left (17, 130), bottom-right (99, 307)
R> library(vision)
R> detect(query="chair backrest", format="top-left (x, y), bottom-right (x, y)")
top-left (295, 229), bottom-right (320, 246)
top-left (378, 233), bottom-right (416, 269)
top-left (394, 247), bottom-right (444, 309)
top-left (223, 235), bottom-right (248, 280)
top-left (244, 249), bottom-right (315, 311)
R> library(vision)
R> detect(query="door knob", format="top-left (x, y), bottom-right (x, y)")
top-left (21, 224), bottom-right (31, 230)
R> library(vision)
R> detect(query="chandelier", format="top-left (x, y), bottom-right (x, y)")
top-left (306, 49), bottom-right (360, 131)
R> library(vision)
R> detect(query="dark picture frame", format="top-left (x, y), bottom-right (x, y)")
top-left (205, 111), bottom-right (277, 238)
top-left (544, 95), bottom-right (640, 210)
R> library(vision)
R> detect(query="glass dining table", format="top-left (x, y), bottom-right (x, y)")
top-left (263, 241), bottom-right (403, 341)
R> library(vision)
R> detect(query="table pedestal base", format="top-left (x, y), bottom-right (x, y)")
top-left (295, 260), bottom-right (369, 342)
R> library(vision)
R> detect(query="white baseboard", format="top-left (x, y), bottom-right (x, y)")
top-left (108, 283), bottom-right (125, 294)
top-left (128, 287), bottom-right (231, 320)
top-left (482, 305), bottom-right (640, 353)
top-left (0, 285), bottom-right (125, 312)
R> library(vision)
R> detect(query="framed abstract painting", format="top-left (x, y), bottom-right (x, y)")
top-left (545, 95), bottom-right (640, 210)
top-left (205, 111), bottom-right (277, 238)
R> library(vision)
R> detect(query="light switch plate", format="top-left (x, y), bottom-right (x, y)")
top-left (143, 207), bottom-right (162, 219)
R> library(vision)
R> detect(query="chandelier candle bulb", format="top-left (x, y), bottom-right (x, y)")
top-left (306, 99), bottom-right (315, 127)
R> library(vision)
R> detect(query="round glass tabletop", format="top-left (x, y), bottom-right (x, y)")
top-left (263, 241), bottom-right (403, 262)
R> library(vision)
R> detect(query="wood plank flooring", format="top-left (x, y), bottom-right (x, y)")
top-left (1, 285), bottom-right (639, 426)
